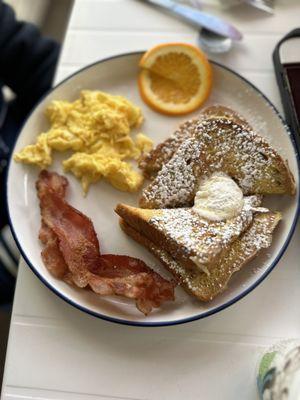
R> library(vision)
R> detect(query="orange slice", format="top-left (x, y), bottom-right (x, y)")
top-left (138, 43), bottom-right (212, 115)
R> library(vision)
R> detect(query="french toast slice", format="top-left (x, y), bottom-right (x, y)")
top-left (119, 211), bottom-right (281, 301)
top-left (116, 195), bottom-right (263, 275)
top-left (139, 105), bottom-right (249, 179)
top-left (139, 108), bottom-right (295, 209)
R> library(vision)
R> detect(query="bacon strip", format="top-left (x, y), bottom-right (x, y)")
top-left (39, 222), bottom-right (68, 279)
top-left (92, 255), bottom-right (175, 314)
top-left (37, 172), bottom-right (70, 279)
top-left (36, 170), bottom-right (174, 315)
top-left (36, 169), bottom-right (68, 199)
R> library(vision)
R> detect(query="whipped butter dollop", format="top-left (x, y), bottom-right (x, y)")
top-left (193, 172), bottom-right (244, 221)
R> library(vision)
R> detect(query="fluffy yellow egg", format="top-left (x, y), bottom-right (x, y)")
top-left (63, 153), bottom-right (144, 193)
top-left (14, 90), bottom-right (153, 193)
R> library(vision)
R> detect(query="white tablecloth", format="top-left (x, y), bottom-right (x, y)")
top-left (2, 1), bottom-right (300, 399)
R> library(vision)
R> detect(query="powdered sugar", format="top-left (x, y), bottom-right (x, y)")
top-left (140, 112), bottom-right (293, 209)
top-left (149, 196), bottom-right (262, 269)
top-left (149, 212), bottom-right (280, 299)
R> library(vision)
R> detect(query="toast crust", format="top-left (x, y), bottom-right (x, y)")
top-left (139, 106), bottom-right (295, 209)
top-left (116, 196), bottom-right (262, 274)
top-left (139, 105), bottom-right (250, 178)
top-left (119, 211), bottom-right (281, 302)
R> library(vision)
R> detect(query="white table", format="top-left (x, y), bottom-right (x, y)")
top-left (2, 1), bottom-right (300, 399)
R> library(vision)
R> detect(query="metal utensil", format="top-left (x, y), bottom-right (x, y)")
top-left (244, 0), bottom-right (274, 14)
top-left (140, 0), bottom-right (243, 40)
top-left (198, 28), bottom-right (233, 53)
top-left (179, 0), bottom-right (274, 13)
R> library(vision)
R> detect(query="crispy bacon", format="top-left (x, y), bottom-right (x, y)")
top-left (38, 186), bottom-right (101, 288)
top-left (92, 255), bottom-right (175, 314)
top-left (36, 170), bottom-right (174, 315)
top-left (39, 222), bottom-right (68, 279)
top-left (36, 169), bottom-right (68, 199)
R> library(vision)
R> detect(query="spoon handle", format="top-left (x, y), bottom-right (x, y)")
top-left (141, 0), bottom-right (243, 40)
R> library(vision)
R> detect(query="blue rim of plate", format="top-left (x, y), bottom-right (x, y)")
top-left (6, 51), bottom-right (300, 327)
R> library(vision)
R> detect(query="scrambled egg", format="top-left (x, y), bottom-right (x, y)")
top-left (14, 90), bottom-right (153, 193)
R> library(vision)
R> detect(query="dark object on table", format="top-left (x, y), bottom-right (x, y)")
top-left (273, 28), bottom-right (300, 152)
top-left (0, 0), bottom-right (60, 229)
top-left (0, 0), bottom-right (60, 306)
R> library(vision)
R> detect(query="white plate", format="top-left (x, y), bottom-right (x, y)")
top-left (7, 52), bottom-right (300, 326)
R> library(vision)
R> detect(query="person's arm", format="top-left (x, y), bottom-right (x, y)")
top-left (0, 1), bottom-right (60, 113)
